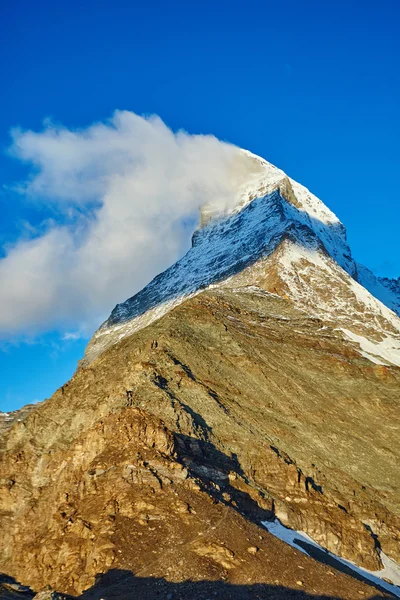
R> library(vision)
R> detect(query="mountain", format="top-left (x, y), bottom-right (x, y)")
top-left (1, 152), bottom-right (399, 599)
top-left (85, 152), bottom-right (400, 368)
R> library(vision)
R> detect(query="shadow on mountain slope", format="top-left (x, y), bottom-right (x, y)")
top-left (79, 570), bottom-right (391, 599)
top-left (174, 432), bottom-right (274, 521)
top-left (0, 570), bottom-right (393, 600)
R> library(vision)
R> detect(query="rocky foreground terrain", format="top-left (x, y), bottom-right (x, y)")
top-left (1, 152), bottom-right (399, 599)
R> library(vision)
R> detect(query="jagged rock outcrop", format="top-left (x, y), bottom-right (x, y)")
top-left (0, 405), bottom-right (39, 439)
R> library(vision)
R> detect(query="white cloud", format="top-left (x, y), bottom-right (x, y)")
top-left (1, 111), bottom-right (257, 338)
top-left (62, 331), bottom-right (83, 341)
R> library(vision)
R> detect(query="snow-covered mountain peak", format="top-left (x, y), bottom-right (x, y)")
top-left (196, 151), bottom-right (353, 276)
top-left (84, 150), bottom-right (400, 367)
top-left (201, 150), bottom-right (341, 230)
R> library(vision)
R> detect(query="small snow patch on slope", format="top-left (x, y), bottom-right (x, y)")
top-left (262, 518), bottom-right (400, 598)
top-left (341, 329), bottom-right (400, 366)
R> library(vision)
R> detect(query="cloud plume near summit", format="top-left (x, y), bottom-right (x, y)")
top-left (0, 111), bottom-right (257, 338)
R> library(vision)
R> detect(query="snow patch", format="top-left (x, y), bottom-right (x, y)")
top-left (262, 518), bottom-right (400, 597)
top-left (341, 329), bottom-right (400, 367)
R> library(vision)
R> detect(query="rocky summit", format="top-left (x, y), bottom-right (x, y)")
top-left (1, 152), bottom-right (399, 599)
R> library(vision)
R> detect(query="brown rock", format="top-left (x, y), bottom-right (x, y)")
top-left (0, 288), bottom-right (398, 598)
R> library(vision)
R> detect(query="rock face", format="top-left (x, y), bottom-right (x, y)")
top-left (0, 405), bottom-right (38, 439)
top-left (0, 151), bottom-right (399, 598)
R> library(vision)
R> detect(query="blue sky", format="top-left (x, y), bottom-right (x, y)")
top-left (1, 0), bottom-right (399, 411)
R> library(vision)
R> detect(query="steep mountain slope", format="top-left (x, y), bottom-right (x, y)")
top-left (379, 276), bottom-right (400, 306)
top-left (357, 266), bottom-right (400, 317)
top-left (1, 151), bottom-right (399, 598)
top-left (1, 289), bottom-right (400, 597)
